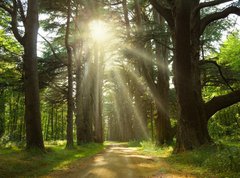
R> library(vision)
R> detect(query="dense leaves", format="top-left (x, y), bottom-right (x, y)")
top-left (219, 31), bottom-right (240, 72)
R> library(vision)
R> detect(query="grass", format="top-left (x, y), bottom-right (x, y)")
top-left (0, 141), bottom-right (104, 177)
top-left (130, 140), bottom-right (240, 178)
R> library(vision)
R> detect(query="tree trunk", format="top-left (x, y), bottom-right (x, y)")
top-left (55, 108), bottom-right (58, 140)
top-left (65, 0), bottom-right (74, 148)
top-left (93, 44), bottom-right (103, 143)
top-left (0, 90), bottom-right (5, 138)
top-left (150, 0), bottom-right (240, 152)
top-left (81, 58), bottom-right (94, 143)
top-left (75, 46), bottom-right (84, 145)
top-left (154, 12), bottom-right (172, 145)
top-left (51, 105), bottom-right (54, 140)
top-left (174, 0), bottom-right (209, 152)
top-left (23, 0), bottom-right (44, 150)
top-left (122, 0), bottom-right (130, 38)
top-left (61, 107), bottom-right (64, 140)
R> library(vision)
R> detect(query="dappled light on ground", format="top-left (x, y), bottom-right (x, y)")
top-left (45, 143), bottom-right (195, 178)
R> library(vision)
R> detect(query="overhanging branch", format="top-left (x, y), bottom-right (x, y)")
top-left (38, 33), bottom-right (62, 62)
top-left (205, 89), bottom-right (240, 119)
top-left (0, 1), bottom-right (24, 44)
top-left (200, 6), bottom-right (240, 34)
top-left (199, 60), bottom-right (234, 91)
top-left (195, 0), bottom-right (233, 12)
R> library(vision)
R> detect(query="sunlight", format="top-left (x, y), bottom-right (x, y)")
top-left (89, 20), bottom-right (110, 42)
top-left (111, 70), bottom-right (149, 139)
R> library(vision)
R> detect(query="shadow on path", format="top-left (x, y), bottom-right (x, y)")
top-left (45, 143), bottom-right (195, 178)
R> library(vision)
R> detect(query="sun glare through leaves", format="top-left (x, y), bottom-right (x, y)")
top-left (89, 20), bottom-right (111, 42)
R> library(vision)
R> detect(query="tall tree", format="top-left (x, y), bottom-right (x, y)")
top-left (154, 13), bottom-right (172, 145)
top-left (0, 0), bottom-right (44, 150)
top-left (65, 0), bottom-right (74, 148)
top-left (150, 0), bottom-right (240, 152)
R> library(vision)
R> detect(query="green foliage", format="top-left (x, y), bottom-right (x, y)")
top-left (204, 145), bottom-right (240, 174)
top-left (208, 104), bottom-right (240, 141)
top-left (202, 19), bottom-right (231, 54)
top-left (135, 140), bottom-right (173, 157)
top-left (134, 141), bottom-right (240, 177)
top-left (0, 142), bottom-right (104, 177)
top-left (219, 31), bottom-right (240, 72)
top-left (128, 140), bottom-right (141, 147)
top-left (0, 29), bottom-right (23, 56)
top-left (0, 61), bottom-right (22, 88)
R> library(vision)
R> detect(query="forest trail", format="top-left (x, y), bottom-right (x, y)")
top-left (45, 143), bottom-right (195, 178)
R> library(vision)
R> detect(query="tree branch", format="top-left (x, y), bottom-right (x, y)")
top-left (17, 0), bottom-right (26, 25)
top-left (11, 1), bottom-right (24, 45)
top-left (196, 0), bottom-right (233, 12)
top-left (205, 89), bottom-right (240, 119)
top-left (149, 0), bottom-right (174, 30)
top-left (38, 33), bottom-right (62, 61)
top-left (0, 1), bottom-right (24, 44)
top-left (199, 60), bottom-right (234, 91)
top-left (200, 6), bottom-right (240, 34)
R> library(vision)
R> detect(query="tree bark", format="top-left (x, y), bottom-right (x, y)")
top-left (23, 0), bottom-right (44, 150)
top-left (75, 51), bottom-right (83, 145)
top-left (173, 0), bottom-right (207, 152)
top-left (154, 12), bottom-right (172, 145)
top-left (65, 0), bottom-right (74, 148)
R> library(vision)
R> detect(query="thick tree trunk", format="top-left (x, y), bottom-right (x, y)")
top-left (174, 0), bottom-right (210, 152)
top-left (23, 0), bottom-right (44, 150)
top-left (150, 0), bottom-right (240, 152)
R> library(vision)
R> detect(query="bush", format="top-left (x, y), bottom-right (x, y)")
top-left (204, 146), bottom-right (240, 173)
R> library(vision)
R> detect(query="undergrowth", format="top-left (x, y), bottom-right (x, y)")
top-left (132, 140), bottom-right (240, 178)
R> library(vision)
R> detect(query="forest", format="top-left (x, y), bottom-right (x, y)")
top-left (0, 0), bottom-right (240, 177)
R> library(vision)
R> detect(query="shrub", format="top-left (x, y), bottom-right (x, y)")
top-left (204, 146), bottom-right (240, 173)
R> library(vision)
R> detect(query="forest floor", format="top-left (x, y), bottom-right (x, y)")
top-left (44, 143), bottom-right (195, 178)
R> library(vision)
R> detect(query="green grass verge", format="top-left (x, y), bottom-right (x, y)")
top-left (0, 141), bottom-right (104, 177)
top-left (130, 140), bottom-right (240, 178)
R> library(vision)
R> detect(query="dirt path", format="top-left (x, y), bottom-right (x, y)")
top-left (45, 143), bottom-right (194, 178)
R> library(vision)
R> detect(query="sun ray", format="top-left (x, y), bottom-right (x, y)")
top-left (120, 63), bottom-right (168, 117)
top-left (111, 69), bottom-right (149, 139)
